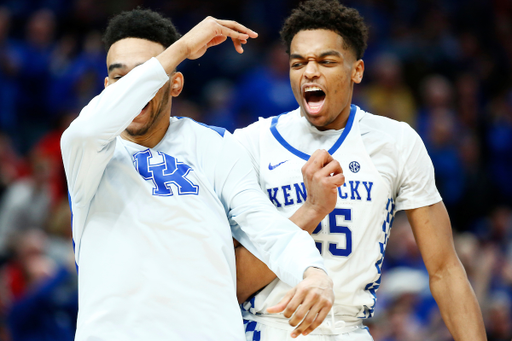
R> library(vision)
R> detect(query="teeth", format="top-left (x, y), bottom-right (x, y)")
top-left (305, 86), bottom-right (322, 92)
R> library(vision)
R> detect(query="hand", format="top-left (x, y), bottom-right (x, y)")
top-left (267, 267), bottom-right (334, 338)
top-left (179, 16), bottom-right (258, 60)
top-left (302, 149), bottom-right (344, 222)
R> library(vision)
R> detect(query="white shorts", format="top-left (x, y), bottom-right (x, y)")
top-left (243, 319), bottom-right (374, 341)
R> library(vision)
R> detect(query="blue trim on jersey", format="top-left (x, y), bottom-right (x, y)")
top-left (67, 192), bottom-right (78, 274)
top-left (360, 197), bottom-right (396, 319)
top-left (269, 105), bottom-right (357, 161)
top-left (176, 116), bottom-right (226, 137)
top-left (244, 320), bottom-right (261, 341)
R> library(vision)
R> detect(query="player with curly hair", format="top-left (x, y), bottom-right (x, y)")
top-left (62, 8), bottom-right (335, 341)
top-left (233, 0), bottom-right (487, 340)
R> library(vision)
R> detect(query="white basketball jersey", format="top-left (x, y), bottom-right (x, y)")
top-left (61, 58), bottom-right (326, 341)
top-left (233, 105), bottom-right (442, 329)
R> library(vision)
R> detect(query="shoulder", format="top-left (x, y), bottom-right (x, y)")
top-left (172, 116), bottom-right (228, 139)
top-left (233, 108), bottom-right (301, 139)
top-left (358, 108), bottom-right (421, 149)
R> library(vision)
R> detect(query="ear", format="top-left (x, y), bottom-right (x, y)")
top-left (104, 76), bottom-right (109, 88)
top-left (170, 72), bottom-right (184, 97)
top-left (352, 59), bottom-right (364, 84)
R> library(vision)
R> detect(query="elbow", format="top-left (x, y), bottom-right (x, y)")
top-left (428, 259), bottom-right (468, 287)
top-left (61, 121), bottom-right (101, 154)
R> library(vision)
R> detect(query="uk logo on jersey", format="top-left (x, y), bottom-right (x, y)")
top-left (133, 149), bottom-right (199, 196)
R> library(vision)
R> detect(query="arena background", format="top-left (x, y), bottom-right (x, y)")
top-left (0, 0), bottom-right (511, 340)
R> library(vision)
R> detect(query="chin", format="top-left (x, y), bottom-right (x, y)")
top-left (125, 123), bottom-right (149, 137)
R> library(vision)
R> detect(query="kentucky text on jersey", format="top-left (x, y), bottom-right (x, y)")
top-left (266, 179), bottom-right (374, 207)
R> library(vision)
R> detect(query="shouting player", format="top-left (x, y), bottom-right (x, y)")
top-left (61, 9), bottom-right (334, 341)
top-left (233, 0), bottom-right (487, 340)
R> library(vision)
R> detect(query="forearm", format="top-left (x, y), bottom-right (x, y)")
top-left (235, 244), bottom-right (276, 303)
top-left (63, 58), bottom-right (168, 145)
top-left (156, 39), bottom-right (188, 74)
top-left (430, 263), bottom-right (487, 340)
top-left (289, 203), bottom-right (326, 234)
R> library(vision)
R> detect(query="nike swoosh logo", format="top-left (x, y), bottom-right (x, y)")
top-left (268, 160), bottom-right (289, 170)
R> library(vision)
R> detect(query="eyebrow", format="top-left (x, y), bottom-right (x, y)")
top-left (290, 50), bottom-right (342, 59)
top-left (108, 62), bottom-right (144, 73)
top-left (108, 63), bottom-right (125, 73)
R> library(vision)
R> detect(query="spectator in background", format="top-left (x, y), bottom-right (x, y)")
top-left (486, 295), bottom-right (512, 340)
top-left (0, 151), bottom-right (53, 258)
top-left (362, 53), bottom-right (417, 126)
top-left (17, 9), bottom-right (57, 152)
top-left (49, 31), bottom-right (106, 121)
top-left (228, 42), bottom-right (297, 128)
top-left (0, 132), bottom-right (28, 202)
top-left (30, 113), bottom-right (77, 207)
top-left (0, 7), bottom-right (21, 144)
top-left (201, 79), bottom-right (236, 131)
top-left (486, 91), bottom-right (512, 206)
top-left (415, 74), bottom-right (467, 224)
top-left (0, 1), bottom-right (510, 340)
top-left (1, 229), bottom-right (77, 341)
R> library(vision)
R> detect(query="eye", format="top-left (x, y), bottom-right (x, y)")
top-left (291, 62), bottom-right (304, 68)
top-left (113, 75), bottom-right (123, 80)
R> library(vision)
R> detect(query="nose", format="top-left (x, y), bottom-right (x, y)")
top-left (304, 61), bottom-right (320, 79)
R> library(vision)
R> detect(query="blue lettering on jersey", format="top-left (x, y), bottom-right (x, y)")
top-left (133, 149), bottom-right (199, 196)
top-left (338, 183), bottom-right (348, 199)
top-left (294, 183), bottom-right (307, 203)
top-left (267, 180), bottom-right (374, 207)
top-left (349, 180), bottom-right (362, 200)
top-left (362, 181), bottom-right (373, 201)
top-left (282, 185), bottom-right (294, 206)
top-left (267, 187), bottom-right (282, 207)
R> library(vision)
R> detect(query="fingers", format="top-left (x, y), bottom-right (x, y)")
top-left (297, 306), bottom-right (331, 337)
top-left (302, 150), bottom-right (344, 186)
top-left (201, 17), bottom-right (257, 55)
top-left (208, 17), bottom-right (257, 45)
top-left (232, 38), bottom-right (244, 54)
top-left (269, 272), bottom-right (334, 339)
top-left (303, 149), bottom-right (340, 176)
top-left (266, 288), bottom-right (295, 314)
top-left (206, 35), bottom-right (228, 49)
top-left (304, 149), bottom-right (333, 170)
top-left (216, 19), bottom-right (258, 38)
top-left (288, 290), bottom-right (333, 338)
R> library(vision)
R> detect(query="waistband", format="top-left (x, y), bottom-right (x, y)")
top-left (242, 310), bottom-right (363, 335)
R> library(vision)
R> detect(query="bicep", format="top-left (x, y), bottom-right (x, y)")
top-left (406, 202), bottom-right (461, 275)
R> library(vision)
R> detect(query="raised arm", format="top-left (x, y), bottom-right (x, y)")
top-left (62, 17), bottom-right (258, 208)
top-left (406, 202), bottom-right (487, 340)
top-left (156, 16), bottom-right (257, 73)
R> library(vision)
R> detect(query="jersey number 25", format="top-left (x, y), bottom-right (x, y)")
top-left (313, 208), bottom-right (352, 257)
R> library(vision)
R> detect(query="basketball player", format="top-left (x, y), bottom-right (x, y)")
top-left (233, 0), bottom-right (487, 340)
top-left (61, 9), bottom-right (334, 341)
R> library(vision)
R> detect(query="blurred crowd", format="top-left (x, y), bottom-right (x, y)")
top-left (0, 0), bottom-right (510, 340)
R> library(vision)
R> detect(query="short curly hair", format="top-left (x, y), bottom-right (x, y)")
top-left (280, 0), bottom-right (369, 60)
top-left (103, 8), bottom-right (181, 51)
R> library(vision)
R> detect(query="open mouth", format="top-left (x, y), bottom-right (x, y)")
top-left (304, 86), bottom-right (326, 114)
top-left (135, 102), bottom-right (150, 119)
